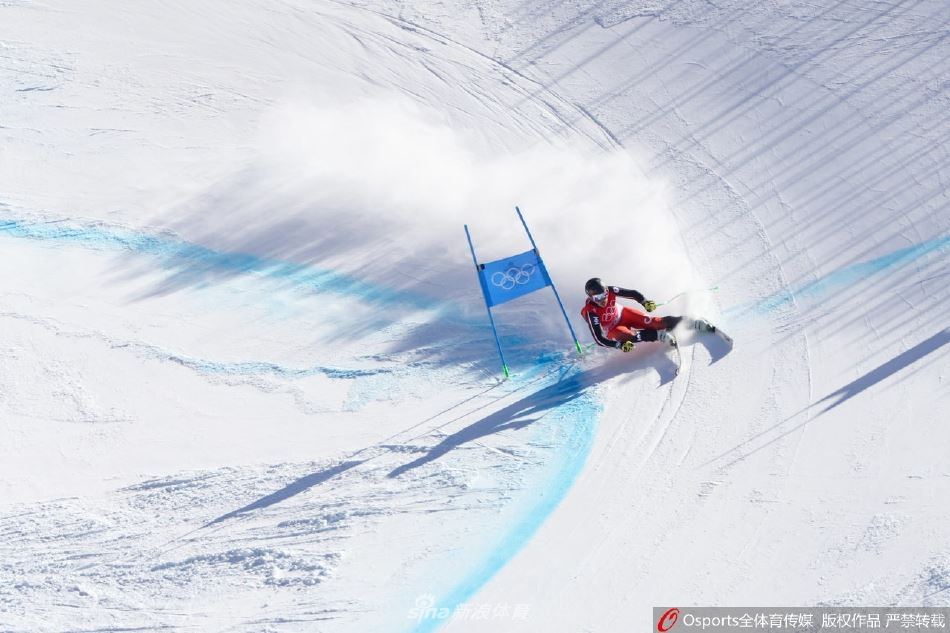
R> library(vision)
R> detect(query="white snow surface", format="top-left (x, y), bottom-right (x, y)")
top-left (1, 0), bottom-right (948, 631)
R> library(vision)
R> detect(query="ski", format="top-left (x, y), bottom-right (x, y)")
top-left (694, 318), bottom-right (734, 347)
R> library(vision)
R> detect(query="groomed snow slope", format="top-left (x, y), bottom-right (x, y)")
top-left (0, 1), bottom-right (947, 632)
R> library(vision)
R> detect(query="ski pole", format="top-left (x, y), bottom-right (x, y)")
top-left (655, 285), bottom-right (719, 308)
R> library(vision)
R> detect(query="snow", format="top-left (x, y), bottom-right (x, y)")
top-left (1, 0), bottom-right (948, 631)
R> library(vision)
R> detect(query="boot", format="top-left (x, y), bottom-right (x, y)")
top-left (691, 318), bottom-right (716, 333)
top-left (657, 329), bottom-right (678, 348)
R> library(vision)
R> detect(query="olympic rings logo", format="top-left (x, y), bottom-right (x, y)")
top-left (491, 263), bottom-right (536, 290)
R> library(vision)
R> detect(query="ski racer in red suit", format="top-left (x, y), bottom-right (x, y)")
top-left (581, 277), bottom-right (712, 352)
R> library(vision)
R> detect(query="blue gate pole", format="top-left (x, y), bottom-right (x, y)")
top-left (464, 225), bottom-right (510, 379)
top-left (514, 206), bottom-right (583, 354)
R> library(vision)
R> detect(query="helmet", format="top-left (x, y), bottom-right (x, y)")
top-left (584, 277), bottom-right (606, 296)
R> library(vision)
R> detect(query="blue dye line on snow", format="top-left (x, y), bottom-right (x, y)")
top-left (164, 353), bottom-right (388, 380)
top-left (408, 364), bottom-right (599, 633)
top-left (0, 217), bottom-right (441, 312)
top-left (727, 235), bottom-right (949, 319)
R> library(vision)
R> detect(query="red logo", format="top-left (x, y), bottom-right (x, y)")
top-left (658, 608), bottom-right (680, 632)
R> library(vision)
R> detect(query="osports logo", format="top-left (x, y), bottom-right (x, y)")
top-left (491, 263), bottom-right (536, 290)
top-left (658, 608), bottom-right (680, 632)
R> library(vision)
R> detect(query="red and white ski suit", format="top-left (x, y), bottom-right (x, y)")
top-left (581, 286), bottom-right (676, 349)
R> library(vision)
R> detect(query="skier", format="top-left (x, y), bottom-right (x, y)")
top-left (581, 278), bottom-right (713, 352)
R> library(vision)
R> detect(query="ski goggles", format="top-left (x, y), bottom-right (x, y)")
top-left (589, 290), bottom-right (608, 302)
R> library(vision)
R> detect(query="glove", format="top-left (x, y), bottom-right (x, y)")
top-left (642, 299), bottom-right (657, 312)
top-left (620, 340), bottom-right (635, 353)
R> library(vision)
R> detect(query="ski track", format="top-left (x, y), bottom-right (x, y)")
top-left (325, 0), bottom-right (622, 151)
